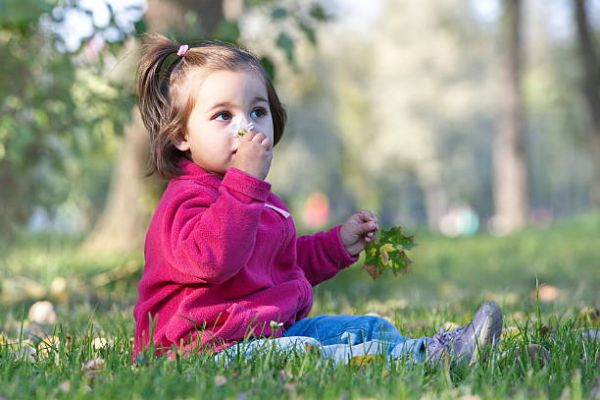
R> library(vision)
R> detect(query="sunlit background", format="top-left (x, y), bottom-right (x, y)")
top-left (2, 3), bottom-right (600, 397)
top-left (3, 0), bottom-right (600, 245)
top-left (1, 0), bottom-right (600, 306)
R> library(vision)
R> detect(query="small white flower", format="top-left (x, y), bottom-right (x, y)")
top-left (229, 117), bottom-right (254, 138)
top-left (269, 320), bottom-right (284, 330)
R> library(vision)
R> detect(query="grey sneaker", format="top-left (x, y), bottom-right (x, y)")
top-left (426, 301), bottom-right (503, 364)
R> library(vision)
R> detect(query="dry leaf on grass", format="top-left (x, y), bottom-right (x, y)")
top-left (1, 276), bottom-right (46, 304)
top-left (483, 291), bottom-right (520, 306)
top-left (92, 337), bottom-right (111, 351)
top-left (579, 307), bottom-right (600, 324)
top-left (214, 375), bottom-right (227, 387)
top-left (349, 354), bottom-right (386, 368)
top-left (501, 326), bottom-right (521, 340)
top-left (442, 321), bottom-right (460, 331)
top-left (531, 284), bottom-right (565, 303)
top-left (279, 369), bottom-right (293, 381)
top-left (58, 380), bottom-right (71, 393)
top-left (37, 335), bottom-right (60, 359)
top-left (50, 277), bottom-right (69, 303)
top-left (524, 343), bottom-right (551, 367)
top-left (28, 301), bottom-right (57, 325)
top-left (81, 357), bottom-right (106, 379)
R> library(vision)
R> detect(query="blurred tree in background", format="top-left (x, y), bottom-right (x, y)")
top-left (82, 0), bottom-right (330, 254)
top-left (0, 0), bottom-right (329, 252)
top-left (1, 0), bottom-right (599, 253)
top-left (573, 0), bottom-right (600, 206)
top-left (273, 0), bottom-right (498, 228)
top-left (493, 0), bottom-right (528, 234)
top-left (269, 0), bottom-right (599, 231)
top-left (0, 0), bottom-right (136, 243)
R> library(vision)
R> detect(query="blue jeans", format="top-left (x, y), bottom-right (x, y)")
top-left (215, 314), bottom-right (431, 365)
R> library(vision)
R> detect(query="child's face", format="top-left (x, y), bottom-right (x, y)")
top-left (176, 69), bottom-right (274, 176)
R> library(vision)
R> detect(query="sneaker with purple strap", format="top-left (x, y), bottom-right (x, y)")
top-left (426, 301), bottom-right (503, 364)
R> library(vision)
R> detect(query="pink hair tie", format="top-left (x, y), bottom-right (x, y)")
top-left (177, 44), bottom-right (189, 57)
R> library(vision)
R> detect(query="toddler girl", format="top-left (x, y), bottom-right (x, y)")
top-left (132, 34), bottom-right (503, 365)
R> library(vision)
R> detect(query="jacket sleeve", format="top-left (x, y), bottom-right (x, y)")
top-left (296, 225), bottom-right (358, 286)
top-left (161, 168), bottom-right (271, 284)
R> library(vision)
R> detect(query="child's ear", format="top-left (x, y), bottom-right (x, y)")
top-left (174, 135), bottom-right (190, 152)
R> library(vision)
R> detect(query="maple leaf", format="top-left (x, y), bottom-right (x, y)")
top-left (363, 226), bottom-right (416, 280)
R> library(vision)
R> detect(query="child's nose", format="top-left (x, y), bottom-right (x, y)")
top-left (230, 116), bottom-right (256, 142)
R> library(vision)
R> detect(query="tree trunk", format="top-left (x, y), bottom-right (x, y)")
top-left (415, 162), bottom-right (448, 230)
top-left (573, 0), bottom-right (600, 207)
top-left (82, 0), bottom-right (226, 254)
top-left (82, 109), bottom-right (152, 253)
top-left (493, 0), bottom-right (529, 233)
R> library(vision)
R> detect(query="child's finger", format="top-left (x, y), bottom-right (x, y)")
top-left (243, 130), bottom-right (257, 142)
top-left (358, 210), bottom-right (378, 224)
top-left (356, 221), bottom-right (378, 235)
top-left (251, 132), bottom-right (267, 143)
top-left (260, 136), bottom-right (273, 149)
top-left (359, 213), bottom-right (379, 232)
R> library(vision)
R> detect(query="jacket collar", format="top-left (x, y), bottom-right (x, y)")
top-left (175, 159), bottom-right (223, 188)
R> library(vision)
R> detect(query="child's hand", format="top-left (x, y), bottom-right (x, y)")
top-left (232, 130), bottom-right (273, 180)
top-left (340, 210), bottom-right (379, 256)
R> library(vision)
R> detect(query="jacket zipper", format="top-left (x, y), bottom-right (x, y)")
top-left (264, 203), bottom-right (290, 218)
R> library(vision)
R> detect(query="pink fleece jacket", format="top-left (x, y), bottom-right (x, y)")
top-left (133, 159), bottom-right (357, 358)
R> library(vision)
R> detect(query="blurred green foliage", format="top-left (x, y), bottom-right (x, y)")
top-left (320, 211), bottom-right (600, 306)
top-left (1, 211), bottom-right (598, 311)
top-left (1, 0), bottom-right (597, 249)
top-left (0, 0), bottom-right (331, 244)
top-left (0, 0), bottom-right (134, 241)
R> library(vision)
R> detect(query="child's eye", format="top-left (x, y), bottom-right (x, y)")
top-left (214, 112), bottom-right (232, 121)
top-left (250, 107), bottom-right (267, 119)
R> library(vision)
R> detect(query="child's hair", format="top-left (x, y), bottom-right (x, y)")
top-left (137, 34), bottom-right (287, 179)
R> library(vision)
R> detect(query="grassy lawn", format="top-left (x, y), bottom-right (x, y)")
top-left (0, 212), bottom-right (599, 399)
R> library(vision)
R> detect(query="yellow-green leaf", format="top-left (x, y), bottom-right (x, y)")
top-left (363, 226), bottom-right (416, 280)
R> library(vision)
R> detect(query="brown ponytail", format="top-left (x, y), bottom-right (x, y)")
top-left (136, 34), bottom-right (287, 179)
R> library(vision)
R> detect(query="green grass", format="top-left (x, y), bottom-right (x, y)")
top-left (0, 212), bottom-right (599, 399)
